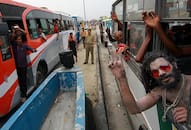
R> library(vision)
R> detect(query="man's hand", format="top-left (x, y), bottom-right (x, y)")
top-left (111, 12), bottom-right (119, 22)
top-left (142, 11), bottom-right (160, 29)
top-left (108, 53), bottom-right (126, 80)
top-left (172, 106), bottom-right (187, 123)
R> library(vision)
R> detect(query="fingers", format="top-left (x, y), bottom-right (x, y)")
top-left (108, 57), bottom-right (122, 68)
top-left (108, 60), bottom-right (117, 69)
top-left (142, 11), bottom-right (147, 17)
top-left (108, 62), bottom-right (114, 68)
top-left (149, 11), bottom-right (157, 18)
top-left (142, 11), bottom-right (157, 18)
top-left (173, 107), bottom-right (187, 123)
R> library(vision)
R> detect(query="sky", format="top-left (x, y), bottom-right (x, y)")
top-left (13, 0), bottom-right (116, 20)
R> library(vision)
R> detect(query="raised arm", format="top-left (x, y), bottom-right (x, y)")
top-left (108, 55), bottom-right (141, 113)
top-left (135, 26), bottom-right (152, 62)
top-left (26, 44), bottom-right (36, 52)
top-left (111, 12), bottom-right (123, 31)
top-left (108, 53), bottom-right (159, 114)
top-left (142, 11), bottom-right (191, 57)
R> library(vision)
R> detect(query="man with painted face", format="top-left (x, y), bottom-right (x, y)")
top-left (108, 51), bottom-right (191, 123)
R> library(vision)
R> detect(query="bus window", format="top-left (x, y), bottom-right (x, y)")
top-left (126, 0), bottom-right (140, 20)
top-left (0, 36), bottom-right (12, 61)
top-left (161, 0), bottom-right (191, 18)
top-left (62, 20), bottom-right (67, 30)
top-left (47, 19), bottom-right (54, 33)
top-left (67, 20), bottom-right (70, 30)
top-left (168, 23), bottom-right (191, 47)
top-left (125, 0), bottom-right (155, 21)
top-left (114, 1), bottom-right (123, 21)
top-left (68, 20), bottom-right (73, 30)
top-left (128, 24), bottom-right (146, 56)
top-left (0, 37), bottom-right (2, 46)
top-left (39, 19), bottom-right (49, 35)
top-left (27, 19), bottom-right (38, 39)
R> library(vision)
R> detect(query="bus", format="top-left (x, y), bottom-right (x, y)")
top-left (72, 16), bottom-right (84, 41)
top-left (100, 18), bottom-right (113, 32)
top-left (0, 1), bottom-right (75, 117)
top-left (112, 0), bottom-right (191, 130)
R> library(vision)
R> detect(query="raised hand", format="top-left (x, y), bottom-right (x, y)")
top-left (142, 11), bottom-right (160, 29)
top-left (111, 12), bottom-right (119, 22)
top-left (108, 51), bottom-right (126, 80)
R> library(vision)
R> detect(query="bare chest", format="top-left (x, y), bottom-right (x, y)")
top-left (165, 82), bottom-right (191, 107)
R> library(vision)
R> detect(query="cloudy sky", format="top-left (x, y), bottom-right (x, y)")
top-left (13, 0), bottom-right (116, 20)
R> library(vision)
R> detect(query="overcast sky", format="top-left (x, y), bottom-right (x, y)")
top-left (13, 0), bottom-right (116, 20)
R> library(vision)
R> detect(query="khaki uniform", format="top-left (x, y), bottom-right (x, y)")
top-left (84, 33), bottom-right (95, 63)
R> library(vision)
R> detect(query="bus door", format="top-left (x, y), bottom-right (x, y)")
top-left (0, 23), bottom-right (18, 98)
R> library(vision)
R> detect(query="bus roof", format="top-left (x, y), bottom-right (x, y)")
top-left (0, 1), bottom-right (53, 13)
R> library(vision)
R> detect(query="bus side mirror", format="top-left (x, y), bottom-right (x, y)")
top-left (0, 23), bottom-right (9, 35)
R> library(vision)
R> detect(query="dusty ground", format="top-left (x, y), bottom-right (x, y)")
top-left (75, 29), bottom-right (132, 130)
top-left (75, 40), bottom-right (98, 107)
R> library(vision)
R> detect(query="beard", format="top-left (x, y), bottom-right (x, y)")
top-left (156, 65), bottom-right (181, 89)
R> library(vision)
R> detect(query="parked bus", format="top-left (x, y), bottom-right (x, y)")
top-left (72, 16), bottom-right (84, 42)
top-left (0, 1), bottom-right (75, 117)
top-left (112, 0), bottom-right (191, 130)
top-left (100, 18), bottom-right (113, 32)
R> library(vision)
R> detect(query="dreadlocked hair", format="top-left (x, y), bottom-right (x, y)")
top-left (141, 51), bottom-right (176, 93)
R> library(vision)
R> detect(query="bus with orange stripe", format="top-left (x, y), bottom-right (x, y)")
top-left (0, 1), bottom-right (75, 117)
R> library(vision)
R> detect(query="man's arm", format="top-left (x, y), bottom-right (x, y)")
top-left (41, 33), bottom-right (47, 41)
top-left (135, 26), bottom-right (152, 62)
top-left (117, 72), bottom-right (142, 114)
top-left (26, 45), bottom-right (36, 52)
top-left (108, 56), bottom-right (159, 114)
top-left (111, 12), bottom-right (123, 30)
top-left (142, 11), bottom-right (191, 57)
top-left (14, 25), bottom-right (26, 34)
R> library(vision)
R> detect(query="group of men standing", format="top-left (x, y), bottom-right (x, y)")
top-left (68, 27), bottom-right (96, 65)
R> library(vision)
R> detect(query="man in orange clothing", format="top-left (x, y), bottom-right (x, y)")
top-left (80, 28), bottom-right (86, 48)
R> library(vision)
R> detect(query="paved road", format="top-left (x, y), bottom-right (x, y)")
top-left (75, 35), bottom-right (98, 107)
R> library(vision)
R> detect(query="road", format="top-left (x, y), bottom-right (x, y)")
top-left (76, 27), bottom-right (133, 130)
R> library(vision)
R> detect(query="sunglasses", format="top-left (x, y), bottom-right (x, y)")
top-left (151, 64), bottom-right (171, 78)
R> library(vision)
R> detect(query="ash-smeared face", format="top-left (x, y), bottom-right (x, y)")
top-left (150, 57), bottom-right (181, 89)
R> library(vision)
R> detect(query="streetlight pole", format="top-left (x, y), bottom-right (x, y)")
top-left (83, 0), bottom-right (86, 20)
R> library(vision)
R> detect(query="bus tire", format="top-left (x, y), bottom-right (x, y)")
top-left (36, 62), bottom-right (47, 86)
